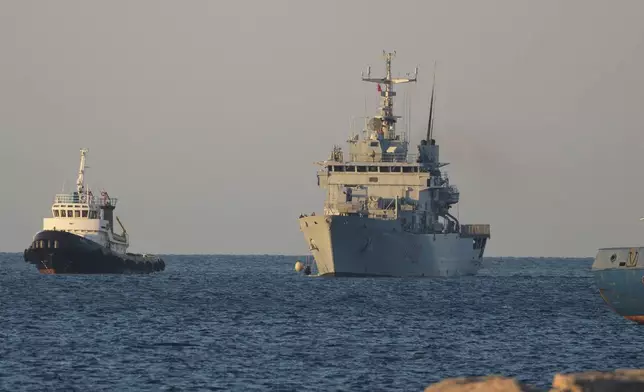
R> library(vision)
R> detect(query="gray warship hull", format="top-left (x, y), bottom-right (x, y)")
top-left (299, 215), bottom-right (486, 277)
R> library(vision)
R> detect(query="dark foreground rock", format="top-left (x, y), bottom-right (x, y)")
top-left (424, 369), bottom-right (644, 392)
top-left (551, 369), bottom-right (644, 392)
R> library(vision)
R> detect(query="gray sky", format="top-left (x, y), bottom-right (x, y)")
top-left (1, 0), bottom-right (643, 257)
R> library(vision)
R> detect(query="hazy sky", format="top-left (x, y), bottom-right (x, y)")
top-left (1, 0), bottom-right (643, 256)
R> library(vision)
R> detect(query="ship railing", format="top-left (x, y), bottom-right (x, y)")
top-left (324, 202), bottom-right (366, 215)
top-left (54, 193), bottom-right (119, 207)
top-left (325, 201), bottom-right (420, 217)
top-left (348, 153), bottom-right (419, 163)
top-left (460, 224), bottom-right (491, 238)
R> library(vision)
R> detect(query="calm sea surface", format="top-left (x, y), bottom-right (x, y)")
top-left (1, 254), bottom-right (643, 391)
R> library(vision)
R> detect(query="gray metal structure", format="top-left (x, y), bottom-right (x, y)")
top-left (298, 51), bottom-right (491, 277)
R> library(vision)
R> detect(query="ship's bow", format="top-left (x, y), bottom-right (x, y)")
top-left (24, 230), bottom-right (99, 274)
top-left (592, 247), bottom-right (644, 324)
top-left (298, 215), bottom-right (336, 275)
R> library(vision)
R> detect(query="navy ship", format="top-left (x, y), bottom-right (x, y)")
top-left (592, 241), bottom-right (644, 324)
top-left (23, 148), bottom-right (165, 274)
top-left (298, 51), bottom-right (490, 277)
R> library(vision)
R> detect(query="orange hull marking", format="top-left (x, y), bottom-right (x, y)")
top-left (39, 268), bottom-right (56, 275)
top-left (624, 315), bottom-right (644, 325)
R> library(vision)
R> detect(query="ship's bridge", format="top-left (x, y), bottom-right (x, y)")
top-left (51, 192), bottom-right (117, 219)
top-left (325, 156), bottom-right (423, 174)
top-left (44, 192), bottom-right (118, 235)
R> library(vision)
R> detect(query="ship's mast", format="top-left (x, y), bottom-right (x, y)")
top-left (76, 148), bottom-right (88, 194)
top-left (361, 51), bottom-right (418, 140)
top-left (426, 68), bottom-right (436, 142)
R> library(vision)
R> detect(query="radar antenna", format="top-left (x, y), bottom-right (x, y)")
top-left (361, 51), bottom-right (418, 140)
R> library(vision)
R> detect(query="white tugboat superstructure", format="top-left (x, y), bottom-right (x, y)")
top-left (298, 51), bottom-right (491, 277)
top-left (43, 148), bottom-right (128, 253)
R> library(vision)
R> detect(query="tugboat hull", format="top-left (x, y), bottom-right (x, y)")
top-left (23, 230), bottom-right (165, 274)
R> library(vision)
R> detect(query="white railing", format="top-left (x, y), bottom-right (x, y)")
top-left (325, 202), bottom-right (365, 214)
top-left (324, 200), bottom-right (420, 216)
top-left (348, 153), bottom-right (419, 163)
top-left (54, 193), bottom-right (118, 207)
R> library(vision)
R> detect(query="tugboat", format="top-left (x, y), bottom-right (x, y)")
top-left (23, 148), bottom-right (165, 274)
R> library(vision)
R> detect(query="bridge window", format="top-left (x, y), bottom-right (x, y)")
top-left (60, 210), bottom-right (67, 217)
top-left (370, 142), bottom-right (379, 147)
top-left (82, 210), bottom-right (88, 218)
top-left (380, 167), bottom-right (390, 172)
top-left (54, 210), bottom-right (60, 217)
top-left (75, 210), bottom-right (81, 218)
top-left (357, 166), bottom-right (367, 172)
top-left (403, 167), bottom-right (413, 173)
top-left (68, 210), bottom-right (73, 217)
top-left (368, 166), bottom-right (378, 172)
top-left (89, 211), bottom-right (98, 219)
top-left (391, 167), bottom-right (401, 172)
